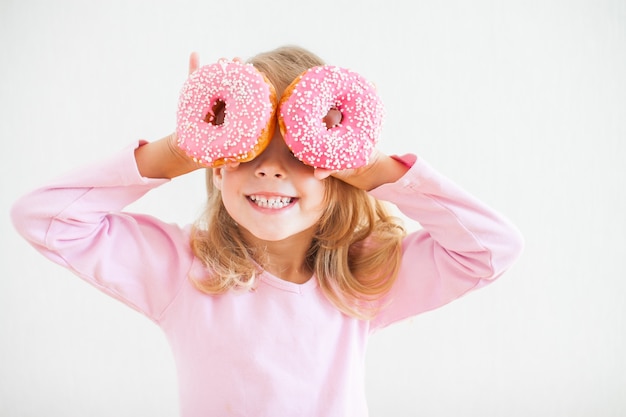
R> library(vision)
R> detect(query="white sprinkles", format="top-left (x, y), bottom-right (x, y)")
top-left (279, 66), bottom-right (385, 170)
top-left (176, 60), bottom-right (274, 166)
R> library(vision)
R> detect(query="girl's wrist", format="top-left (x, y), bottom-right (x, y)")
top-left (135, 133), bottom-right (203, 179)
top-left (335, 152), bottom-right (409, 191)
top-left (361, 154), bottom-right (409, 190)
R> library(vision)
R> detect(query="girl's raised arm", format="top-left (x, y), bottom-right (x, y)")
top-left (134, 52), bottom-right (203, 179)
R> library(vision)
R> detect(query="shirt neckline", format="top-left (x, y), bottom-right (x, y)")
top-left (258, 270), bottom-right (318, 294)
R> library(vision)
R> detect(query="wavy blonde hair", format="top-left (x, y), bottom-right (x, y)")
top-left (190, 45), bottom-right (406, 319)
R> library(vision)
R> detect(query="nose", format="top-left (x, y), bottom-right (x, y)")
top-left (254, 136), bottom-right (287, 179)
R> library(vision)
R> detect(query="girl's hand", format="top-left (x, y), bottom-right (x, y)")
top-left (134, 52), bottom-right (206, 179)
top-left (313, 149), bottom-right (409, 191)
top-left (189, 51), bottom-right (200, 75)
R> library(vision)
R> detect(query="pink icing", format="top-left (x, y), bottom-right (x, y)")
top-left (279, 66), bottom-right (385, 170)
top-left (176, 60), bottom-right (274, 166)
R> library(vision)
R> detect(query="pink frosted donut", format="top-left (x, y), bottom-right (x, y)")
top-left (278, 66), bottom-right (385, 170)
top-left (176, 59), bottom-right (277, 167)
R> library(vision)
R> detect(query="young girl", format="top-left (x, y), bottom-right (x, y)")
top-left (11, 45), bottom-right (523, 416)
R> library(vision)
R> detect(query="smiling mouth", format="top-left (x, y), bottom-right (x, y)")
top-left (248, 195), bottom-right (294, 209)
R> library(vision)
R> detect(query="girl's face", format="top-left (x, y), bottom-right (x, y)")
top-left (212, 132), bottom-right (326, 243)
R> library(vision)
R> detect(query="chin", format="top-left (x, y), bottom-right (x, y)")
top-left (238, 225), bottom-right (290, 243)
top-left (243, 223), bottom-right (317, 244)
top-left (251, 231), bottom-right (295, 242)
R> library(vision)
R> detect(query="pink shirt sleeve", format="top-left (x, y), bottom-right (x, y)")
top-left (369, 154), bottom-right (524, 331)
top-left (10, 141), bottom-right (195, 323)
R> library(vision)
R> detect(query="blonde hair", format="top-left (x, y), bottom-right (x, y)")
top-left (190, 45), bottom-right (406, 319)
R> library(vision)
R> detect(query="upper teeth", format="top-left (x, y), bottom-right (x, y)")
top-left (249, 195), bottom-right (293, 209)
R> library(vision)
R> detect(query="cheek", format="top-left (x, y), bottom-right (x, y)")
top-left (301, 180), bottom-right (327, 212)
top-left (215, 176), bottom-right (243, 215)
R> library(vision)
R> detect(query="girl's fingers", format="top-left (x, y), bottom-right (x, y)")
top-left (188, 52), bottom-right (200, 75)
top-left (313, 168), bottom-right (336, 180)
top-left (223, 159), bottom-right (241, 170)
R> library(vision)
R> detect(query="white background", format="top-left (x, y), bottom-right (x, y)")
top-left (1, 0), bottom-right (624, 416)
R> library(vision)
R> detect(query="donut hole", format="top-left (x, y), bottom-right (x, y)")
top-left (323, 108), bottom-right (343, 129)
top-left (204, 99), bottom-right (226, 126)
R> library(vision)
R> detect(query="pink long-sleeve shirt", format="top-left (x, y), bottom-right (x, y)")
top-left (11, 142), bottom-right (523, 416)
